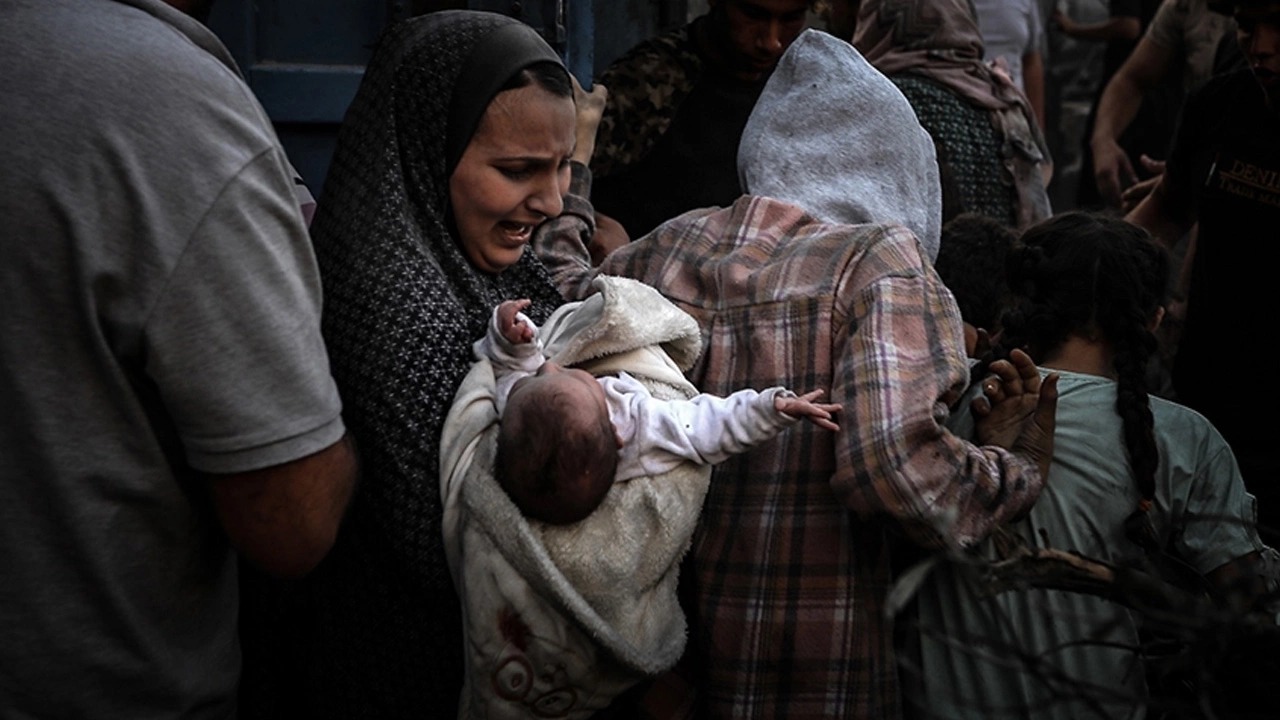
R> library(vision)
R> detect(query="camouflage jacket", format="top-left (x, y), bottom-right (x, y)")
top-left (591, 20), bottom-right (704, 178)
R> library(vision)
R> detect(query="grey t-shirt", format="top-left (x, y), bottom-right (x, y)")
top-left (0, 0), bottom-right (343, 716)
top-left (1146, 0), bottom-right (1237, 95)
top-left (972, 0), bottom-right (1045, 92)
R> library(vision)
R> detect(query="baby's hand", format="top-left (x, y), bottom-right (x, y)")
top-left (776, 389), bottom-right (842, 432)
top-left (498, 299), bottom-right (535, 345)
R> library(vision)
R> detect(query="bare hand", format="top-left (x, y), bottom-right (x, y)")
top-left (590, 212), bottom-right (631, 265)
top-left (971, 348), bottom-right (1059, 480)
top-left (776, 389), bottom-right (843, 432)
top-left (1092, 136), bottom-right (1137, 208)
top-left (571, 76), bottom-right (607, 166)
top-left (498, 299), bottom-right (534, 345)
top-left (1119, 155), bottom-right (1166, 211)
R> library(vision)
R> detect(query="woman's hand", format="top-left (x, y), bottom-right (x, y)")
top-left (571, 76), bottom-right (607, 166)
top-left (971, 349), bottom-right (1059, 481)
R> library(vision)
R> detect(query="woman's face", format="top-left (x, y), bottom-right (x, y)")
top-left (449, 83), bottom-right (576, 274)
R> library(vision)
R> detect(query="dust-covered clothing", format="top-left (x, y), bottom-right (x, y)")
top-left (0, 0), bottom-right (343, 716)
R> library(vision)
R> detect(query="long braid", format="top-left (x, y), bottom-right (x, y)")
top-left (1100, 238), bottom-right (1168, 551)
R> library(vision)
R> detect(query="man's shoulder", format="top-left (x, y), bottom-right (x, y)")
top-left (7, 0), bottom-right (282, 227)
top-left (54, 1), bottom-right (271, 153)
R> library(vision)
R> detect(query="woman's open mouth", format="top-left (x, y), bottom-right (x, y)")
top-left (499, 221), bottom-right (535, 244)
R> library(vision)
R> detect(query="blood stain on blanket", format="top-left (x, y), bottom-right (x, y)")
top-left (499, 605), bottom-right (532, 651)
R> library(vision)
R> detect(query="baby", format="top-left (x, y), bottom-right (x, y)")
top-left (478, 298), bottom-right (842, 525)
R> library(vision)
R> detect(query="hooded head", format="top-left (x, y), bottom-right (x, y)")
top-left (737, 29), bottom-right (942, 260)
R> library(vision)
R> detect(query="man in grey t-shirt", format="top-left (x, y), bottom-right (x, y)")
top-left (0, 0), bottom-right (358, 716)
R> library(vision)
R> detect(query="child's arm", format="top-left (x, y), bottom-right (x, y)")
top-left (613, 379), bottom-right (842, 478)
top-left (473, 299), bottom-right (544, 375)
top-left (497, 299), bottom-right (536, 345)
top-left (774, 389), bottom-right (842, 432)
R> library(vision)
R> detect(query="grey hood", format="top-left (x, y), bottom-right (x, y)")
top-left (738, 29), bottom-right (942, 261)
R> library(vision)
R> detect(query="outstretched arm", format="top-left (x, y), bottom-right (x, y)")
top-left (619, 384), bottom-right (827, 477)
top-left (1053, 10), bottom-right (1141, 43)
top-left (827, 231), bottom-right (1056, 550)
top-left (527, 78), bottom-right (612, 299)
top-left (1091, 37), bottom-right (1175, 207)
top-left (570, 75), bottom-right (606, 167)
top-left (775, 388), bottom-right (843, 432)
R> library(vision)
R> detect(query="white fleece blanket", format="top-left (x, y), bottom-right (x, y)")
top-left (440, 275), bottom-right (709, 719)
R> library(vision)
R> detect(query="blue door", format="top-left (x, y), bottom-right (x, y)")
top-left (208, 0), bottom-right (686, 197)
top-left (207, 0), bottom-right (400, 197)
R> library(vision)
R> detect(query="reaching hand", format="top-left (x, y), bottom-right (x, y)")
top-left (1092, 136), bottom-right (1138, 209)
top-left (497, 299), bottom-right (535, 345)
top-left (776, 389), bottom-right (843, 432)
top-left (571, 76), bottom-right (608, 166)
top-left (971, 349), bottom-right (1059, 480)
top-left (1119, 155), bottom-right (1166, 212)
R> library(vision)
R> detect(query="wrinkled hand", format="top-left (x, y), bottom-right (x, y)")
top-left (776, 389), bottom-right (843, 432)
top-left (1092, 136), bottom-right (1138, 209)
top-left (498, 298), bottom-right (534, 345)
top-left (571, 76), bottom-right (608, 166)
top-left (1119, 155), bottom-right (1166, 212)
top-left (971, 349), bottom-right (1059, 480)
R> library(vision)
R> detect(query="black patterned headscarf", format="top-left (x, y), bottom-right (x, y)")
top-left (247, 11), bottom-right (569, 718)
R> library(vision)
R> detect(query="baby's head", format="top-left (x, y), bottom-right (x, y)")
top-left (496, 362), bottom-right (619, 525)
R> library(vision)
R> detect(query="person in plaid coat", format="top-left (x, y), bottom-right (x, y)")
top-left (534, 30), bottom-right (1058, 719)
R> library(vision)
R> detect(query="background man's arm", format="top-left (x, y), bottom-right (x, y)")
top-left (1125, 176), bottom-right (1194, 251)
top-left (1092, 37), bottom-right (1176, 206)
top-left (1023, 49), bottom-right (1047, 131)
top-left (208, 434), bottom-right (358, 579)
top-left (828, 230), bottom-right (1056, 550)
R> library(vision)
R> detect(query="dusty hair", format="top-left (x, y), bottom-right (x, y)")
top-left (495, 376), bottom-right (619, 525)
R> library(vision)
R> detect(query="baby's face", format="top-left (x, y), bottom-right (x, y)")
top-left (507, 362), bottom-right (615, 440)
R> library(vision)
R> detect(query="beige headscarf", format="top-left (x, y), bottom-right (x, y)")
top-left (853, 0), bottom-right (1052, 227)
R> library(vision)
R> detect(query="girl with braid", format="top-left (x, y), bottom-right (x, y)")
top-left (905, 211), bottom-right (1277, 720)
